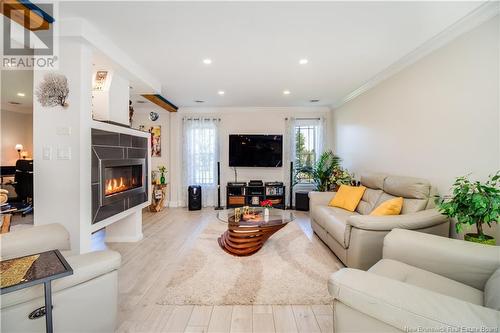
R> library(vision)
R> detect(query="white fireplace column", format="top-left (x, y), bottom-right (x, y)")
top-left (104, 210), bottom-right (143, 243)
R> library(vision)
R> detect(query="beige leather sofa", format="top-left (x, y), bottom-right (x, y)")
top-left (1, 224), bottom-right (121, 332)
top-left (329, 229), bottom-right (500, 332)
top-left (309, 173), bottom-right (449, 270)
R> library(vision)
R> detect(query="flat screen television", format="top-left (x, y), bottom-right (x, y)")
top-left (229, 134), bottom-right (283, 167)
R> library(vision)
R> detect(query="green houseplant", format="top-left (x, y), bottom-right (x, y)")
top-left (436, 172), bottom-right (499, 245)
top-left (329, 167), bottom-right (354, 191)
top-left (295, 150), bottom-right (341, 192)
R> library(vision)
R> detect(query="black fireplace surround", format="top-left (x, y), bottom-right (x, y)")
top-left (91, 129), bottom-right (148, 224)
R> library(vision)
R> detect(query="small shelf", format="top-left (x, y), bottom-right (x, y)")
top-left (226, 183), bottom-right (286, 209)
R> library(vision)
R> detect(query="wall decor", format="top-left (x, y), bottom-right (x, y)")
top-left (35, 73), bottom-right (69, 108)
top-left (129, 100), bottom-right (134, 125)
top-left (93, 71), bottom-right (108, 91)
top-left (149, 111), bottom-right (159, 121)
top-left (149, 126), bottom-right (161, 157)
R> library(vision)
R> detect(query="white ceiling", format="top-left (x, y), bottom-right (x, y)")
top-left (59, 1), bottom-right (484, 108)
top-left (1, 70), bottom-right (33, 114)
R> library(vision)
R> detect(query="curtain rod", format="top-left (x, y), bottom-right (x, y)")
top-left (183, 117), bottom-right (221, 121)
top-left (284, 117), bottom-right (321, 120)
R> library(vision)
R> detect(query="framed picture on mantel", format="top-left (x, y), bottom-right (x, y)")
top-left (149, 126), bottom-right (161, 157)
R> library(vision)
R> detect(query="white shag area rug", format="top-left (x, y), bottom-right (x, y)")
top-left (157, 219), bottom-right (340, 305)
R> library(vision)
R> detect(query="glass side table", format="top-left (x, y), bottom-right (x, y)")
top-left (1, 250), bottom-right (73, 333)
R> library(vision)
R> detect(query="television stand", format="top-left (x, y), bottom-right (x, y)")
top-left (226, 182), bottom-right (286, 209)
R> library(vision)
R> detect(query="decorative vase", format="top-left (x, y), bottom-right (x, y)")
top-left (160, 172), bottom-right (166, 185)
top-left (264, 208), bottom-right (269, 218)
top-left (464, 233), bottom-right (496, 246)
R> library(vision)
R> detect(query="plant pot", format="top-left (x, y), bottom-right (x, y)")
top-left (464, 233), bottom-right (496, 246)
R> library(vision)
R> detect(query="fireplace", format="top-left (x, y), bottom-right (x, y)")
top-left (101, 159), bottom-right (145, 205)
top-left (91, 129), bottom-right (148, 224)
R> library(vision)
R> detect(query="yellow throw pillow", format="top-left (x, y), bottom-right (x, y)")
top-left (329, 185), bottom-right (366, 212)
top-left (370, 197), bottom-right (404, 216)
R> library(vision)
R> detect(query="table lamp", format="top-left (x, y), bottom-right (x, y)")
top-left (15, 144), bottom-right (23, 159)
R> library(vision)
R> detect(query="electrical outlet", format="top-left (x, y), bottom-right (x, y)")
top-left (56, 126), bottom-right (72, 136)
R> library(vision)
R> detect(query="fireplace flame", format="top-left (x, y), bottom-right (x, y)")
top-left (105, 177), bottom-right (137, 196)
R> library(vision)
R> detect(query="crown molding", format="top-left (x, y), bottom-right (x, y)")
top-left (332, 1), bottom-right (500, 109)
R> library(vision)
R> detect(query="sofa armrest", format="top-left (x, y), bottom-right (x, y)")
top-left (0, 224), bottom-right (70, 260)
top-left (1, 250), bottom-right (121, 308)
top-left (383, 229), bottom-right (500, 290)
top-left (308, 191), bottom-right (335, 208)
top-left (329, 268), bottom-right (500, 331)
top-left (346, 208), bottom-right (448, 231)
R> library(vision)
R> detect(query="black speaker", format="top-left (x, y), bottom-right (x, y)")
top-left (215, 162), bottom-right (223, 210)
top-left (188, 185), bottom-right (202, 211)
top-left (295, 191), bottom-right (310, 211)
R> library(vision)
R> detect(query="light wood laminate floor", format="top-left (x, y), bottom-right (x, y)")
top-left (95, 208), bottom-right (338, 333)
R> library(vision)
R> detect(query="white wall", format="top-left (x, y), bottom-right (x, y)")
top-left (34, 38), bottom-right (94, 253)
top-left (169, 106), bottom-right (332, 207)
top-left (131, 105), bottom-right (170, 205)
top-left (332, 16), bottom-right (499, 238)
top-left (0, 110), bottom-right (33, 165)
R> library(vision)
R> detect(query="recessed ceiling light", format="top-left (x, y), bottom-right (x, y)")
top-left (309, 99), bottom-right (320, 103)
top-left (218, 90), bottom-right (225, 95)
top-left (299, 59), bottom-right (308, 65)
top-left (202, 58), bottom-right (212, 65)
top-left (195, 100), bottom-right (205, 103)
top-left (17, 92), bottom-right (25, 97)
top-left (283, 90), bottom-right (291, 95)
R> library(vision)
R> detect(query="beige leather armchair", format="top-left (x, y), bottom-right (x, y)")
top-left (329, 229), bottom-right (500, 332)
top-left (1, 224), bottom-right (121, 332)
top-left (309, 174), bottom-right (449, 270)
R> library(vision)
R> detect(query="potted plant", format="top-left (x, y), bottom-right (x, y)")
top-left (295, 150), bottom-right (341, 191)
top-left (436, 172), bottom-right (499, 245)
top-left (329, 167), bottom-right (354, 191)
top-left (260, 199), bottom-right (273, 218)
top-left (158, 166), bottom-right (167, 185)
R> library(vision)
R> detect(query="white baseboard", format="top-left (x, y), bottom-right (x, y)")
top-left (168, 200), bottom-right (184, 208)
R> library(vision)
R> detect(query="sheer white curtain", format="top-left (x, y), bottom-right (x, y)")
top-left (182, 117), bottom-right (220, 207)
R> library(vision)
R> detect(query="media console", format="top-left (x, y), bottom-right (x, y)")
top-left (226, 181), bottom-right (286, 209)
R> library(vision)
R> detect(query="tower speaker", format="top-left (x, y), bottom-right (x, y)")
top-left (188, 185), bottom-right (202, 211)
top-left (215, 162), bottom-right (223, 210)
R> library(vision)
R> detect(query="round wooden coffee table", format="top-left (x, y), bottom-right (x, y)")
top-left (217, 208), bottom-right (295, 256)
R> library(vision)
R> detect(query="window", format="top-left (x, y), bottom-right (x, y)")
top-left (294, 119), bottom-right (322, 183)
top-left (183, 118), bottom-right (220, 207)
top-left (187, 121), bottom-right (217, 185)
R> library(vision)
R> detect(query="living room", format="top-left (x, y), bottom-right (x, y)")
top-left (0, 1), bottom-right (499, 333)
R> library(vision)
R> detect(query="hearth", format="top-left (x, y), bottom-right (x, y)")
top-left (91, 129), bottom-right (148, 224)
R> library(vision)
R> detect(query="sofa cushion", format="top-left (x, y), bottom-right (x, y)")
top-left (484, 268), bottom-right (500, 310)
top-left (329, 185), bottom-right (366, 212)
top-left (383, 176), bottom-right (431, 199)
top-left (369, 259), bottom-right (484, 306)
top-left (401, 198), bottom-right (429, 214)
top-left (312, 206), bottom-right (358, 248)
top-left (360, 173), bottom-right (387, 190)
top-left (355, 188), bottom-right (383, 215)
top-left (370, 197), bottom-right (403, 216)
